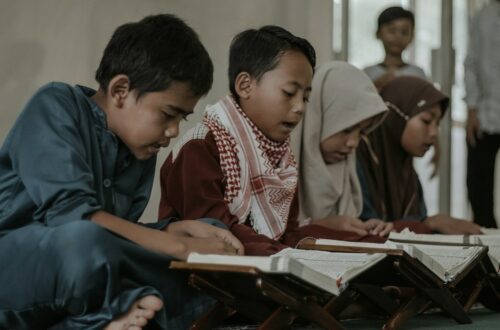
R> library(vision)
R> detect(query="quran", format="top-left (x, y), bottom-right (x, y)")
top-left (185, 248), bottom-right (387, 295)
top-left (387, 230), bottom-right (500, 274)
top-left (312, 236), bottom-right (487, 283)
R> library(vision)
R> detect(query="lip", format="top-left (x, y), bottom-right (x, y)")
top-left (280, 122), bottom-right (298, 132)
top-left (148, 146), bottom-right (161, 155)
top-left (333, 152), bottom-right (349, 161)
top-left (282, 119), bottom-right (300, 127)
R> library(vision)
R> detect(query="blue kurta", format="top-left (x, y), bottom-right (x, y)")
top-left (0, 82), bottom-right (155, 232)
top-left (0, 83), bottom-right (211, 329)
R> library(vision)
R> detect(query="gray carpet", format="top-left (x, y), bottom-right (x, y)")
top-left (216, 308), bottom-right (500, 329)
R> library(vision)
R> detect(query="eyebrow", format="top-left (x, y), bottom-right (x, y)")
top-left (167, 105), bottom-right (193, 117)
top-left (290, 81), bottom-right (312, 92)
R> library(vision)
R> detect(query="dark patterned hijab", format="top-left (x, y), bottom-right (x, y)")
top-left (357, 76), bottom-right (449, 221)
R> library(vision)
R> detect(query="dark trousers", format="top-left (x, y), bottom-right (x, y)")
top-left (467, 133), bottom-right (500, 228)
top-left (0, 221), bottom-right (215, 330)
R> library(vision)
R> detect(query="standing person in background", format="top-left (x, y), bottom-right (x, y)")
top-left (364, 6), bottom-right (426, 91)
top-left (365, 6), bottom-right (440, 190)
top-left (464, 0), bottom-right (500, 229)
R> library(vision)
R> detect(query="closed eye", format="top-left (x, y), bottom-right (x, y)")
top-left (162, 111), bottom-right (190, 122)
top-left (162, 112), bottom-right (176, 120)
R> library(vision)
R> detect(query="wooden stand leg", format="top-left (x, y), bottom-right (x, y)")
top-left (190, 302), bottom-right (236, 330)
top-left (462, 278), bottom-right (485, 312)
top-left (354, 284), bottom-right (400, 315)
top-left (383, 293), bottom-right (431, 330)
top-left (258, 305), bottom-right (297, 330)
top-left (420, 287), bottom-right (471, 324)
top-left (257, 278), bottom-right (344, 330)
top-left (395, 260), bottom-right (472, 325)
top-left (324, 290), bottom-right (359, 318)
top-left (189, 274), bottom-right (273, 323)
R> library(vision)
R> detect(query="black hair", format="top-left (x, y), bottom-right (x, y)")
top-left (228, 25), bottom-right (316, 102)
top-left (377, 6), bottom-right (415, 33)
top-left (95, 14), bottom-right (213, 98)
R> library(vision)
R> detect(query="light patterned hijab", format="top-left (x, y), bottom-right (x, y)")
top-left (293, 61), bottom-right (387, 223)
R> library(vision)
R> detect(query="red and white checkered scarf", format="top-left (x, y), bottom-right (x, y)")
top-left (203, 95), bottom-right (298, 239)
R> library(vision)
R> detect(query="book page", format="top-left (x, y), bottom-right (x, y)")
top-left (473, 235), bottom-right (500, 273)
top-left (393, 244), bottom-right (485, 282)
top-left (388, 229), bottom-right (499, 274)
top-left (273, 248), bottom-right (386, 287)
top-left (480, 228), bottom-right (500, 235)
top-left (187, 250), bottom-right (385, 295)
top-left (388, 230), bottom-right (480, 245)
top-left (314, 238), bottom-right (394, 250)
top-left (186, 253), bottom-right (281, 272)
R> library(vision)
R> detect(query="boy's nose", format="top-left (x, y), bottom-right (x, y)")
top-left (292, 101), bottom-right (306, 114)
top-left (165, 124), bottom-right (179, 139)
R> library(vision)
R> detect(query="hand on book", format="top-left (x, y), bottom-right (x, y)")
top-left (424, 215), bottom-right (482, 235)
top-left (364, 219), bottom-right (394, 237)
top-left (312, 216), bottom-right (368, 235)
top-left (167, 220), bottom-right (244, 257)
top-left (311, 216), bottom-right (393, 237)
top-left (312, 216), bottom-right (367, 236)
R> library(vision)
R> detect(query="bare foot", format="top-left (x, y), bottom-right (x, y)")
top-left (105, 295), bottom-right (163, 330)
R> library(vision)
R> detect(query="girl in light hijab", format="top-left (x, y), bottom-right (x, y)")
top-left (357, 76), bottom-right (482, 234)
top-left (294, 61), bottom-right (397, 237)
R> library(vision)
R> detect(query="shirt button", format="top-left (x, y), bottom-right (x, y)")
top-left (103, 179), bottom-right (112, 188)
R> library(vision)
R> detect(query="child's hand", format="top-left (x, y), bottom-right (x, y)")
top-left (424, 215), bottom-right (482, 235)
top-left (176, 236), bottom-right (243, 260)
top-left (167, 220), bottom-right (244, 255)
top-left (312, 216), bottom-right (369, 236)
top-left (363, 219), bottom-right (394, 237)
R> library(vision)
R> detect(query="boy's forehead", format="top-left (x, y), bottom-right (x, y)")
top-left (265, 51), bottom-right (313, 85)
top-left (384, 18), bottom-right (413, 27)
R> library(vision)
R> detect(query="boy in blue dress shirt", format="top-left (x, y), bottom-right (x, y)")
top-left (0, 14), bottom-right (242, 330)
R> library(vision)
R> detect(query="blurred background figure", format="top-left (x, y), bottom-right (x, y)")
top-left (464, 0), bottom-right (500, 229)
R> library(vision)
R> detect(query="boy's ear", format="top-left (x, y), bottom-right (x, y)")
top-left (234, 72), bottom-right (253, 100)
top-left (108, 74), bottom-right (131, 108)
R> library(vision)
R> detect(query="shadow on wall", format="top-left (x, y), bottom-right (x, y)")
top-left (0, 40), bottom-right (44, 142)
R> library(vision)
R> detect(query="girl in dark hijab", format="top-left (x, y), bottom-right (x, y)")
top-left (357, 76), bottom-right (482, 234)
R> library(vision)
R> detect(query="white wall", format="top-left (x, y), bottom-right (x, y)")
top-left (0, 0), bottom-right (333, 222)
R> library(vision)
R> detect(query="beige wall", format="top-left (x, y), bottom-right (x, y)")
top-left (0, 0), bottom-right (333, 222)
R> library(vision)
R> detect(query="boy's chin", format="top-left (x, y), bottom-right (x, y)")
top-left (268, 134), bottom-right (289, 143)
top-left (264, 130), bottom-right (291, 143)
top-left (132, 149), bottom-right (155, 161)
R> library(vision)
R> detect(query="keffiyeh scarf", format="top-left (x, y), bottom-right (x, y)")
top-left (204, 96), bottom-right (298, 239)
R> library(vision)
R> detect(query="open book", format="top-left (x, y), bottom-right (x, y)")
top-left (312, 236), bottom-right (487, 283)
top-left (186, 248), bottom-right (386, 295)
top-left (387, 230), bottom-right (500, 274)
